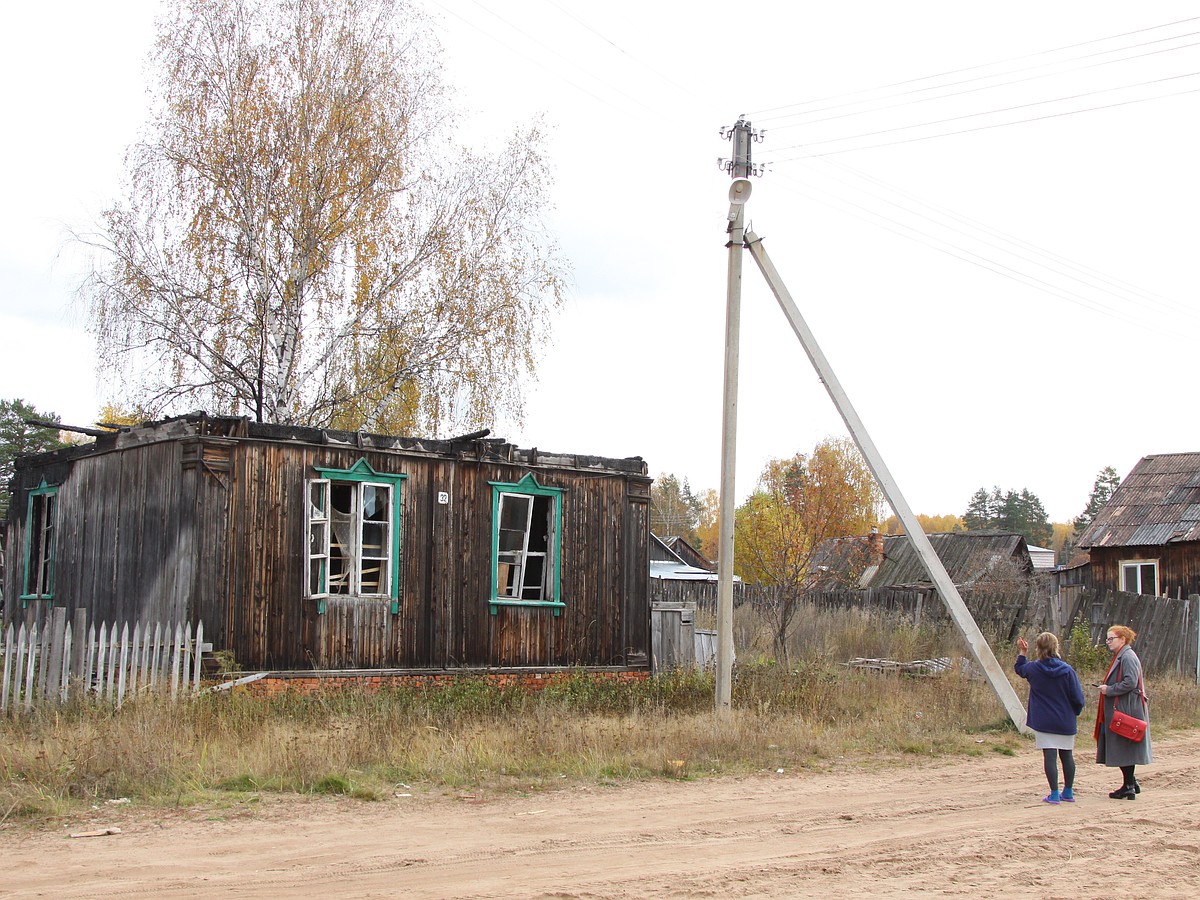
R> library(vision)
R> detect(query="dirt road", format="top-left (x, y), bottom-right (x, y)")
top-left (4, 732), bottom-right (1198, 898)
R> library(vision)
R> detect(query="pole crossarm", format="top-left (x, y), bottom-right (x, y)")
top-left (742, 229), bottom-right (1028, 733)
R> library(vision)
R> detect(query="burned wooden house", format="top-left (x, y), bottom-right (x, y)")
top-left (2, 415), bottom-right (652, 672)
top-left (1076, 452), bottom-right (1200, 599)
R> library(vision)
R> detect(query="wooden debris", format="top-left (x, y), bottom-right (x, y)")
top-left (844, 656), bottom-right (978, 678)
top-left (69, 827), bottom-right (122, 838)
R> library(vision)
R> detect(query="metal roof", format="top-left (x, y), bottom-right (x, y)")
top-left (1077, 452), bottom-right (1200, 549)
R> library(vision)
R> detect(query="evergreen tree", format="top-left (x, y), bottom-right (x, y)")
top-left (1062, 465), bottom-right (1122, 560)
top-left (964, 487), bottom-right (996, 531)
top-left (0, 399), bottom-right (69, 519)
top-left (1074, 466), bottom-right (1121, 534)
top-left (962, 485), bottom-right (1052, 547)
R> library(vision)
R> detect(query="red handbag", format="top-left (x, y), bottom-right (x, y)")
top-left (1107, 667), bottom-right (1148, 742)
top-left (1109, 709), bottom-right (1148, 742)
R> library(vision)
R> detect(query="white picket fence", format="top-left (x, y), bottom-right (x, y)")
top-left (1, 607), bottom-right (207, 713)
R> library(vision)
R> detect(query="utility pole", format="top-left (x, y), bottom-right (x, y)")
top-left (715, 117), bottom-right (761, 711)
top-left (714, 115), bottom-right (1027, 730)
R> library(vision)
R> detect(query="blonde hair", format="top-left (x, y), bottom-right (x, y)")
top-left (1034, 632), bottom-right (1060, 661)
top-left (1108, 625), bottom-right (1137, 645)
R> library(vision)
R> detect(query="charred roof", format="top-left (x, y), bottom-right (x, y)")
top-left (13, 412), bottom-right (648, 477)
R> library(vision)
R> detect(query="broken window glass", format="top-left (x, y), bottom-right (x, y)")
top-left (23, 485), bottom-right (57, 600)
top-left (495, 491), bottom-right (555, 603)
top-left (307, 473), bottom-right (397, 599)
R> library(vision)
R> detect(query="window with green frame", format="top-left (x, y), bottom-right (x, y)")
top-left (490, 474), bottom-right (564, 615)
top-left (22, 480), bottom-right (58, 604)
top-left (306, 459), bottom-right (405, 612)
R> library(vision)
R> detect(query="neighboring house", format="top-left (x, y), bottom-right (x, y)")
top-left (661, 535), bottom-right (715, 572)
top-left (650, 533), bottom-right (731, 583)
top-left (1026, 545), bottom-right (1056, 572)
top-left (809, 530), bottom-right (1035, 591)
top-left (2, 414), bottom-right (652, 671)
top-left (1076, 452), bottom-right (1200, 599)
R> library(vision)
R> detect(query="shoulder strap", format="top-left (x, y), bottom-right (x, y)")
top-left (1117, 659), bottom-right (1149, 704)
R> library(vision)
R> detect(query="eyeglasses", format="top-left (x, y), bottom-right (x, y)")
top-left (1105, 637), bottom-right (1119, 643)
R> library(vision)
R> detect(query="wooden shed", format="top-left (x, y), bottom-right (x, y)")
top-left (809, 530), bottom-right (1035, 591)
top-left (2, 415), bottom-right (652, 672)
top-left (1076, 452), bottom-right (1200, 599)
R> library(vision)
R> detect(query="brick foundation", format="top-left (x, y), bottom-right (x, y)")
top-left (235, 668), bottom-right (650, 697)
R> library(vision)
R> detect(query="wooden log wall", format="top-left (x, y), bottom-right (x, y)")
top-left (1087, 545), bottom-right (1200, 601)
top-left (5, 440), bottom-right (190, 632)
top-left (5, 429), bottom-right (651, 672)
top-left (194, 439), bottom-right (650, 670)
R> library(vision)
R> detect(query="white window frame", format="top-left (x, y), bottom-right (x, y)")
top-left (1119, 559), bottom-right (1158, 596)
top-left (496, 491), bottom-right (552, 602)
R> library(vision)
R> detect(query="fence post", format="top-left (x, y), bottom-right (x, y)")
top-left (192, 621), bottom-right (205, 693)
top-left (1, 624), bottom-right (15, 712)
top-left (130, 622), bottom-right (142, 695)
top-left (36, 619), bottom-right (53, 702)
top-left (170, 622), bottom-right (183, 700)
top-left (1191, 595), bottom-right (1200, 685)
top-left (23, 624), bottom-right (39, 712)
top-left (46, 607), bottom-right (68, 703)
top-left (116, 622), bottom-right (130, 706)
top-left (69, 608), bottom-right (89, 701)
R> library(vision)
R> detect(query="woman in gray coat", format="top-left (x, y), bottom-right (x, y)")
top-left (1095, 624), bottom-right (1152, 799)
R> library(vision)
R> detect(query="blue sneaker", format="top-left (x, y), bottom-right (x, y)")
top-left (1060, 788), bottom-right (1075, 802)
top-left (1042, 790), bottom-right (1061, 804)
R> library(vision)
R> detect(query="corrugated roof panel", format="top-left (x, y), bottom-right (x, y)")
top-left (1127, 523), bottom-right (1181, 545)
top-left (1078, 452), bottom-right (1200, 548)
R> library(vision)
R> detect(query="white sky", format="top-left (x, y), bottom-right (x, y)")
top-left (2, 1), bottom-right (1198, 524)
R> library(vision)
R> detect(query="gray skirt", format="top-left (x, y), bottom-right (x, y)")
top-left (1033, 730), bottom-right (1076, 750)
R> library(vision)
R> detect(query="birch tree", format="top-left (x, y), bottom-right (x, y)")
top-left (81, 0), bottom-right (565, 433)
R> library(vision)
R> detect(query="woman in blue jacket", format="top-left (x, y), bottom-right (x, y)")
top-left (1015, 632), bottom-right (1086, 803)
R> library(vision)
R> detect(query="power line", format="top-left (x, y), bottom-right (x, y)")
top-left (771, 78), bottom-right (1200, 159)
top-left (764, 167), bottom-right (1177, 335)
top-left (811, 156), bottom-right (1200, 325)
top-left (763, 33), bottom-right (1200, 134)
top-left (426, 0), bottom-right (659, 117)
top-left (542, 0), bottom-right (708, 104)
top-left (748, 15), bottom-right (1200, 121)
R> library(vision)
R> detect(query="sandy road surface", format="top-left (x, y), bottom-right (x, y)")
top-left (4, 732), bottom-right (1199, 899)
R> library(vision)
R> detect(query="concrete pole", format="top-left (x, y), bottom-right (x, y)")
top-left (715, 195), bottom-right (748, 711)
top-left (715, 117), bottom-right (755, 713)
top-left (743, 229), bottom-right (1029, 733)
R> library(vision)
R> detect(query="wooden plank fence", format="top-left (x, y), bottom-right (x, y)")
top-left (0, 607), bottom-right (207, 714)
top-left (1063, 589), bottom-right (1200, 678)
top-left (651, 580), bottom-right (1200, 678)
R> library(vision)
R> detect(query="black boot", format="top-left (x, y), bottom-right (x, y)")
top-left (1132, 778), bottom-right (1141, 794)
top-left (1109, 785), bottom-right (1136, 800)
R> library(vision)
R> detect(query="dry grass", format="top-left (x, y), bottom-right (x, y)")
top-left (3, 609), bottom-right (1197, 827)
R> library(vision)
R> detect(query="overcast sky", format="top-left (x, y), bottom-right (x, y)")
top-left (2, 2), bottom-right (1198, 525)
